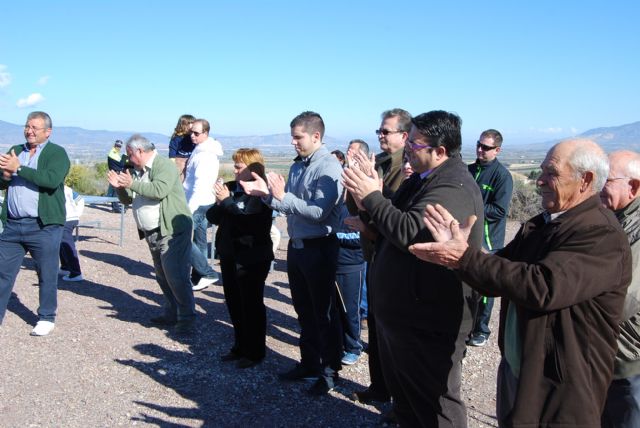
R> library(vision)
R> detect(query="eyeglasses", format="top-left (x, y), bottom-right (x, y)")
top-left (476, 141), bottom-right (498, 151)
top-left (375, 129), bottom-right (403, 136)
top-left (606, 177), bottom-right (630, 183)
top-left (190, 130), bottom-right (204, 136)
top-left (24, 125), bottom-right (45, 132)
top-left (406, 140), bottom-right (436, 152)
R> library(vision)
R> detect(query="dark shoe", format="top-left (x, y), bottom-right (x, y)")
top-left (174, 319), bottom-right (196, 334)
top-left (150, 316), bottom-right (177, 326)
top-left (380, 408), bottom-right (399, 426)
top-left (278, 364), bottom-right (318, 382)
top-left (468, 333), bottom-right (488, 347)
top-left (236, 357), bottom-right (262, 369)
top-left (351, 387), bottom-right (390, 403)
top-left (307, 376), bottom-right (337, 396)
top-left (220, 351), bottom-right (242, 362)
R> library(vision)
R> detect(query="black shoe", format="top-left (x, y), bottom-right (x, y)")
top-left (236, 357), bottom-right (262, 369)
top-left (174, 319), bottom-right (196, 334)
top-left (351, 387), bottom-right (390, 403)
top-left (278, 364), bottom-right (318, 382)
top-left (307, 376), bottom-right (337, 396)
top-left (220, 351), bottom-right (242, 362)
top-left (150, 316), bottom-right (177, 326)
top-left (380, 408), bottom-right (399, 426)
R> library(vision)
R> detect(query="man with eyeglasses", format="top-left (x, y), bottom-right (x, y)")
top-left (343, 110), bottom-right (484, 426)
top-left (0, 111), bottom-right (70, 336)
top-left (467, 130), bottom-right (513, 348)
top-left (601, 150), bottom-right (640, 428)
top-left (183, 118), bottom-right (223, 291)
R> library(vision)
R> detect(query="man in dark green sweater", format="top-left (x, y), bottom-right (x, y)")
top-left (0, 111), bottom-right (70, 336)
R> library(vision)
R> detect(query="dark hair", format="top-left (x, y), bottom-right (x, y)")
top-left (479, 129), bottom-right (503, 147)
top-left (331, 150), bottom-right (345, 165)
top-left (381, 108), bottom-right (412, 132)
top-left (348, 139), bottom-right (370, 156)
top-left (290, 111), bottom-right (325, 139)
top-left (192, 118), bottom-right (210, 134)
top-left (411, 110), bottom-right (462, 156)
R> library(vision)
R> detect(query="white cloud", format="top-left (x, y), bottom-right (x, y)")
top-left (528, 126), bottom-right (565, 134)
top-left (16, 93), bottom-right (45, 108)
top-left (37, 75), bottom-right (50, 85)
top-left (0, 64), bottom-right (11, 88)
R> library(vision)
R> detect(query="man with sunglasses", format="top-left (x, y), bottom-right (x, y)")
top-left (343, 110), bottom-right (484, 426)
top-left (467, 130), bottom-right (513, 347)
top-left (183, 119), bottom-right (223, 291)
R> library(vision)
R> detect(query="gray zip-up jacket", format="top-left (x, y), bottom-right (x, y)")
top-left (270, 145), bottom-right (343, 240)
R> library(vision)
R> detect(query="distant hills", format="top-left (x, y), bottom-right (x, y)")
top-left (0, 119), bottom-right (638, 163)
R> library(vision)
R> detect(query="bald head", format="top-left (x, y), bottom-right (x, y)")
top-left (538, 139), bottom-right (609, 213)
top-left (600, 150), bottom-right (640, 211)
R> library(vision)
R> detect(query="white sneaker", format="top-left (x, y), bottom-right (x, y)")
top-left (31, 321), bottom-right (55, 336)
top-left (192, 276), bottom-right (218, 291)
top-left (58, 269), bottom-right (70, 276)
top-left (62, 274), bottom-right (84, 282)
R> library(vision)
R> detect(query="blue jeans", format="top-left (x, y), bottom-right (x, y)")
top-left (602, 374), bottom-right (640, 428)
top-left (0, 218), bottom-right (63, 323)
top-left (191, 205), bottom-right (216, 282)
top-left (359, 261), bottom-right (368, 319)
top-left (144, 228), bottom-right (196, 321)
top-left (336, 269), bottom-right (364, 355)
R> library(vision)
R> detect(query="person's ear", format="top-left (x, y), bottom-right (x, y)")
top-left (629, 178), bottom-right (640, 199)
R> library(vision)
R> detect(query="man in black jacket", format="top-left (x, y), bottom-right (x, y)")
top-left (343, 111), bottom-right (484, 427)
top-left (467, 129), bottom-right (513, 347)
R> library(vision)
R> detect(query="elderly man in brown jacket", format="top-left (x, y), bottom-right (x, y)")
top-left (410, 138), bottom-right (632, 427)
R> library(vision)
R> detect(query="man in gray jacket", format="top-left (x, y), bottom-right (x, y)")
top-left (242, 111), bottom-right (344, 396)
top-left (601, 150), bottom-right (640, 428)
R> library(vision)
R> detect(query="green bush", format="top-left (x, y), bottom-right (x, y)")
top-left (65, 164), bottom-right (108, 195)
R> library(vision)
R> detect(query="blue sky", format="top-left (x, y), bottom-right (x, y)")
top-left (1, 1), bottom-right (639, 146)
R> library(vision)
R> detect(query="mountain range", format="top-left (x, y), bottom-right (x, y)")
top-left (0, 119), bottom-right (638, 163)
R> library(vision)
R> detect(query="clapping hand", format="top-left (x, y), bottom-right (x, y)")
top-left (408, 203), bottom-right (476, 269)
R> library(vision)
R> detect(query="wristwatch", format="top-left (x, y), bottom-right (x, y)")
top-left (16, 166), bottom-right (22, 174)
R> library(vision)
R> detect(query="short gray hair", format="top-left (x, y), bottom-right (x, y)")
top-left (126, 134), bottom-right (155, 152)
top-left (566, 140), bottom-right (609, 192)
top-left (27, 111), bottom-right (52, 129)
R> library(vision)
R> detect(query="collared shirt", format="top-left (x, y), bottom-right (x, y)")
top-left (131, 151), bottom-right (161, 231)
top-left (7, 142), bottom-right (48, 219)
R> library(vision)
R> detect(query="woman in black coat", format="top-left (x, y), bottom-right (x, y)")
top-left (207, 148), bottom-right (274, 368)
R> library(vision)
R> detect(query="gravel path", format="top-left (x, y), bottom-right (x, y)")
top-left (0, 205), bottom-right (508, 427)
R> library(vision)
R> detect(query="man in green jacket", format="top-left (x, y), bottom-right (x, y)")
top-left (0, 111), bottom-right (70, 336)
top-left (108, 134), bottom-right (196, 334)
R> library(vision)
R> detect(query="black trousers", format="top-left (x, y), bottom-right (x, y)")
top-left (365, 262), bottom-right (390, 397)
top-left (220, 258), bottom-right (271, 361)
top-left (377, 319), bottom-right (468, 428)
top-left (287, 236), bottom-right (343, 379)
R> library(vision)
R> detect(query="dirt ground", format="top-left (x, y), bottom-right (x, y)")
top-left (0, 205), bottom-right (510, 427)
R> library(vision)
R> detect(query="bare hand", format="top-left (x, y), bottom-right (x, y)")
top-left (214, 181), bottom-right (230, 201)
top-left (240, 172), bottom-right (270, 197)
top-left (341, 166), bottom-right (381, 209)
top-left (115, 169), bottom-right (134, 189)
top-left (350, 151), bottom-right (376, 177)
top-left (107, 170), bottom-right (121, 188)
top-left (267, 172), bottom-right (286, 201)
top-left (0, 150), bottom-right (20, 174)
top-left (408, 204), bottom-right (477, 269)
